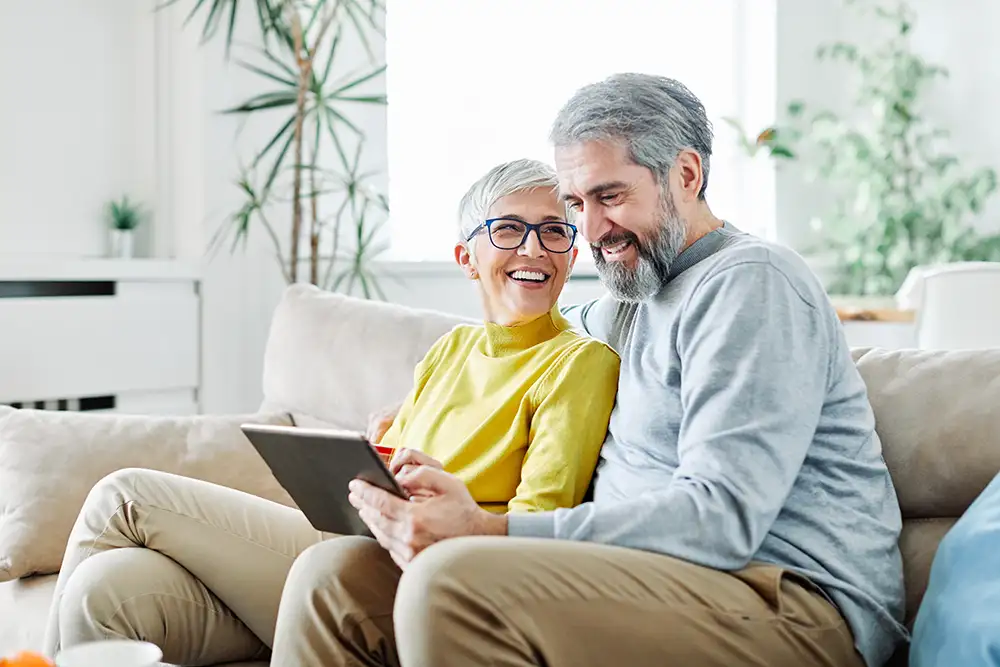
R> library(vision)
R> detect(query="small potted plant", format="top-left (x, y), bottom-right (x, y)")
top-left (106, 195), bottom-right (144, 259)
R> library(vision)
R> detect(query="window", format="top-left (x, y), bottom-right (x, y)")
top-left (385, 0), bottom-right (776, 261)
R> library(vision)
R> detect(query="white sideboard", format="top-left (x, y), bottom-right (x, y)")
top-left (0, 259), bottom-right (202, 415)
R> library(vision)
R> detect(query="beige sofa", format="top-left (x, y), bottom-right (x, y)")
top-left (2, 283), bottom-right (999, 666)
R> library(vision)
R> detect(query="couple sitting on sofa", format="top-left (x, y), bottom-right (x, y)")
top-left (45, 73), bottom-right (908, 667)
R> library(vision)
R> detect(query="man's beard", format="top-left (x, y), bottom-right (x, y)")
top-left (591, 189), bottom-right (688, 303)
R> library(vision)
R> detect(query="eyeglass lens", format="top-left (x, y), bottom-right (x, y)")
top-left (489, 220), bottom-right (574, 252)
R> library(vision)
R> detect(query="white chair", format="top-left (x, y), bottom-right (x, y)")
top-left (903, 262), bottom-right (1000, 350)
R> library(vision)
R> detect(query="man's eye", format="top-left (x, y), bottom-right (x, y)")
top-left (600, 193), bottom-right (619, 204)
top-left (567, 201), bottom-right (583, 212)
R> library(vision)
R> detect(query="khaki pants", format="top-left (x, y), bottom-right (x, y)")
top-left (45, 468), bottom-right (865, 667)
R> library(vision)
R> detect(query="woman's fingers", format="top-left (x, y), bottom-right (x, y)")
top-left (366, 402), bottom-right (401, 444)
top-left (389, 448), bottom-right (444, 475)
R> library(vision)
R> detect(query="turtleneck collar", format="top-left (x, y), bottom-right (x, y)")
top-left (482, 306), bottom-right (569, 357)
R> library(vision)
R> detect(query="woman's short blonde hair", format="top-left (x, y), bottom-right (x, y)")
top-left (456, 159), bottom-right (562, 249)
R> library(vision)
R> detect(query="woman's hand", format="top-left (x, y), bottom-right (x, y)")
top-left (389, 448), bottom-right (444, 478)
top-left (366, 402), bottom-right (401, 444)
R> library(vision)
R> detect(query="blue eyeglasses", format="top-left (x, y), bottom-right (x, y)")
top-left (466, 218), bottom-right (578, 254)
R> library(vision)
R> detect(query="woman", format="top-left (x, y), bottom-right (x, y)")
top-left (44, 159), bottom-right (619, 665)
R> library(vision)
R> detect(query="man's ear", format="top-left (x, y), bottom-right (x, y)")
top-left (568, 246), bottom-right (579, 275)
top-left (454, 242), bottom-right (478, 280)
top-left (674, 149), bottom-right (705, 202)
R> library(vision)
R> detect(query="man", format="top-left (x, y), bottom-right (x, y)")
top-left (276, 73), bottom-right (908, 667)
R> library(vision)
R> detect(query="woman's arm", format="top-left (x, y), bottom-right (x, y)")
top-left (507, 340), bottom-right (620, 513)
top-left (376, 331), bottom-right (453, 450)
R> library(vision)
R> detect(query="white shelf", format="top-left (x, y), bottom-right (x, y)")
top-left (0, 258), bottom-right (203, 282)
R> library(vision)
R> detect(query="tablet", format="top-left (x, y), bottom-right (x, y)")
top-left (240, 423), bottom-right (407, 536)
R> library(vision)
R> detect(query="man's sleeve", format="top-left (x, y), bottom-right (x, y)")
top-left (509, 261), bottom-right (831, 570)
top-left (560, 294), bottom-right (615, 342)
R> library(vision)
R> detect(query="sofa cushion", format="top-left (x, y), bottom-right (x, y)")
top-left (0, 407), bottom-right (294, 581)
top-left (852, 347), bottom-right (1000, 520)
top-left (0, 575), bottom-right (56, 656)
top-left (260, 284), bottom-right (472, 430)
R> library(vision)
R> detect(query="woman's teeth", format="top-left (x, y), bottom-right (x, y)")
top-left (509, 270), bottom-right (548, 283)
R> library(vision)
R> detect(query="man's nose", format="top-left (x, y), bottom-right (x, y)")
top-left (578, 208), bottom-right (611, 245)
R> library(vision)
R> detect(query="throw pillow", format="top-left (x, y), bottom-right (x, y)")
top-left (0, 406), bottom-right (295, 581)
top-left (910, 471), bottom-right (1000, 666)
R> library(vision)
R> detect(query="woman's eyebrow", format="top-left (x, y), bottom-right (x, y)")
top-left (492, 214), bottom-right (567, 222)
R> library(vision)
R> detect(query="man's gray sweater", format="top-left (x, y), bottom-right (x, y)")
top-left (508, 222), bottom-right (908, 667)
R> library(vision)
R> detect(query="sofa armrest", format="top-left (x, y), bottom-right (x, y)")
top-left (0, 407), bottom-right (294, 581)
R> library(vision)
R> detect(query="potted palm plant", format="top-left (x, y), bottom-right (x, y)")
top-left (167, 0), bottom-right (390, 298)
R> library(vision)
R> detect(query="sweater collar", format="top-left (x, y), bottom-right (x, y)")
top-left (667, 220), bottom-right (736, 280)
top-left (482, 306), bottom-right (569, 357)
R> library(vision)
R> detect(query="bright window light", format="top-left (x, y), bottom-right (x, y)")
top-left (385, 0), bottom-right (776, 261)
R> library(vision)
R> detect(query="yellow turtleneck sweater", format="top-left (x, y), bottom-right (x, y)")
top-left (378, 307), bottom-right (620, 513)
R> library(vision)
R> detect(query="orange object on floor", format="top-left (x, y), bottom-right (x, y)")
top-left (0, 652), bottom-right (54, 667)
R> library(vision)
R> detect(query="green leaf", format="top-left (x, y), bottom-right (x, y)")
top-left (769, 145), bottom-right (796, 159)
top-left (324, 103), bottom-right (364, 137)
top-left (334, 94), bottom-right (387, 104)
top-left (260, 45), bottom-right (298, 80)
top-left (202, 0), bottom-right (226, 42)
top-left (263, 128), bottom-right (296, 193)
top-left (225, 0), bottom-right (238, 53)
top-left (320, 30), bottom-right (342, 87)
top-left (236, 57), bottom-right (297, 87)
top-left (252, 115), bottom-right (296, 168)
top-left (342, 0), bottom-right (378, 59)
top-left (323, 107), bottom-right (352, 172)
top-left (223, 91), bottom-right (298, 114)
top-left (305, 0), bottom-right (326, 35)
top-left (328, 64), bottom-right (387, 97)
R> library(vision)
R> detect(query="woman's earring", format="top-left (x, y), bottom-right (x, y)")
top-left (470, 269), bottom-right (479, 279)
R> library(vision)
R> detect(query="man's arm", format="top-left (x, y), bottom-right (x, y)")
top-left (559, 293), bottom-right (615, 341)
top-left (509, 260), bottom-right (832, 570)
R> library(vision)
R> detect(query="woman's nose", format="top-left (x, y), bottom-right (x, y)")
top-left (517, 229), bottom-right (547, 257)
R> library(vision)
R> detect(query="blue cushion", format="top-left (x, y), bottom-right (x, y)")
top-left (910, 472), bottom-right (1000, 667)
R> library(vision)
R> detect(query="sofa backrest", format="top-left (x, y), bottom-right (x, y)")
top-left (851, 346), bottom-right (1000, 627)
top-left (260, 284), bottom-right (471, 429)
top-left (261, 285), bottom-right (1000, 630)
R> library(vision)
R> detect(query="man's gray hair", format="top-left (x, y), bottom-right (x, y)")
top-left (457, 158), bottom-right (561, 242)
top-left (550, 73), bottom-right (713, 198)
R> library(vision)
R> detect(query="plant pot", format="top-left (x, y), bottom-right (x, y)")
top-left (110, 229), bottom-right (135, 259)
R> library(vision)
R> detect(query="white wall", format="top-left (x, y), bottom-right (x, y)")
top-left (5, 1), bottom-right (981, 415)
top-left (0, 1), bottom-right (387, 415)
top-left (775, 0), bottom-right (1000, 252)
top-left (0, 0), bottom-right (157, 258)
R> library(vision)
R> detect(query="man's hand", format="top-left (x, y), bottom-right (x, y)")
top-left (348, 466), bottom-right (507, 569)
top-left (366, 402), bottom-right (401, 444)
